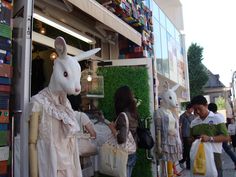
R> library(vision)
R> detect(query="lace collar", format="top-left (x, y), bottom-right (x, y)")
top-left (31, 87), bottom-right (79, 134)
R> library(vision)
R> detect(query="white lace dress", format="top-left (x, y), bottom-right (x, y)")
top-left (29, 88), bottom-right (82, 177)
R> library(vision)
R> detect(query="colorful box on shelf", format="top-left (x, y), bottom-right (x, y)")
top-left (0, 37), bottom-right (11, 51)
top-left (0, 78), bottom-right (11, 85)
top-left (0, 24), bottom-right (12, 39)
top-left (0, 160), bottom-right (7, 175)
top-left (0, 93), bottom-right (9, 109)
top-left (0, 124), bottom-right (8, 131)
top-left (0, 85), bottom-right (10, 93)
top-left (0, 131), bottom-right (8, 146)
top-left (0, 64), bottom-right (12, 78)
top-left (0, 1), bottom-right (12, 26)
top-left (0, 175), bottom-right (8, 177)
top-left (0, 110), bottom-right (9, 123)
top-left (0, 146), bottom-right (9, 161)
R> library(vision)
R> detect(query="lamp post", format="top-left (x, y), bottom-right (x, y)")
top-left (231, 71), bottom-right (236, 117)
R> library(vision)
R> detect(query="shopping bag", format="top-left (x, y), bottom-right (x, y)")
top-left (228, 124), bottom-right (236, 135)
top-left (99, 112), bottom-right (136, 177)
top-left (190, 139), bottom-right (217, 177)
top-left (193, 142), bottom-right (206, 175)
top-left (99, 143), bottom-right (128, 177)
top-left (78, 137), bottom-right (98, 157)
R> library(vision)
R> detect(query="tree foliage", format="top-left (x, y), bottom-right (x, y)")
top-left (188, 43), bottom-right (209, 99)
top-left (215, 96), bottom-right (226, 110)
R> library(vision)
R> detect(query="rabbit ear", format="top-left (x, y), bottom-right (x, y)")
top-left (163, 81), bottom-right (169, 91)
top-left (55, 37), bottom-right (67, 58)
top-left (171, 84), bottom-right (179, 92)
top-left (74, 48), bottom-right (101, 62)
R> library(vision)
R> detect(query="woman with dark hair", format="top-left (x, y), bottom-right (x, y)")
top-left (108, 86), bottom-right (138, 177)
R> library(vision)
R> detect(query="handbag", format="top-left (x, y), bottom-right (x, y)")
top-left (99, 112), bottom-right (136, 177)
top-left (228, 124), bottom-right (236, 135)
top-left (77, 113), bottom-right (98, 157)
top-left (137, 127), bottom-right (154, 150)
top-left (78, 136), bottom-right (98, 157)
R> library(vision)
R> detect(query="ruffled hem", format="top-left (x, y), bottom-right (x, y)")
top-left (161, 152), bottom-right (182, 162)
top-left (161, 144), bottom-right (182, 161)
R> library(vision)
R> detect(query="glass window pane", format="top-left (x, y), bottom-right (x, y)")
top-left (159, 9), bottom-right (166, 28)
top-left (153, 20), bottom-right (162, 74)
top-left (166, 18), bottom-right (175, 38)
top-left (160, 26), bottom-right (169, 78)
top-left (175, 29), bottom-right (181, 45)
top-left (153, 2), bottom-right (160, 21)
top-left (167, 33), bottom-right (178, 82)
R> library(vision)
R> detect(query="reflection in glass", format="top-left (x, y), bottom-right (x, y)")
top-left (153, 20), bottom-right (162, 74)
top-left (161, 26), bottom-right (169, 78)
top-left (159, 9), bottom-right (166, 28)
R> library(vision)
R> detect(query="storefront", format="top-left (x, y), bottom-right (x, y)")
top-left (0, 0), bottom-right (189, 176)
top-left (5, 0), bottom-right (158, 177)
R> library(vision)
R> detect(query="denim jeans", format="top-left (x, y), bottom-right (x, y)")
top-left (223, 141), bottom-right (236, 164)
top-left (127, 153), bottom-right (137, 177)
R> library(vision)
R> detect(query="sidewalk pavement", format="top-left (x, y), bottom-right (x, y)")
top-left (179, 150), bottom-right (236, 176)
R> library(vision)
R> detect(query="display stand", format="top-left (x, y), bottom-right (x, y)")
top-left (0, 1), bottom-right (13, 177)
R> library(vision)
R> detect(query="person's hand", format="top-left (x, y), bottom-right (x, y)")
top-left (108, 122), bottom-right (117, 136)
top-left (156, 146), bottom-right (163, 158)
top-left (200, 135), bottom-right (210, 142)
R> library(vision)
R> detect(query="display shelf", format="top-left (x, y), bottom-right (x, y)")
top-left (0, 1), bottom-right (13, 176)
top-left (97, 0), bottom-right (154, 58)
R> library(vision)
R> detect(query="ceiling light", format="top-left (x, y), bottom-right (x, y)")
top-left (50, 52), bottom-right (58, 60)
top-left (33, 11), bottom-right (95, 44)
top-left (87, 74), bottom-right (92, 82)
top-left (40, 27), bottom-right (46, 34)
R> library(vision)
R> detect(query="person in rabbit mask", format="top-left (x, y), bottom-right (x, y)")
top-left (29, 36), bottom-right (100, 177)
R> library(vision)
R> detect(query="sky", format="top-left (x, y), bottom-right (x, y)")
top-left (181, 0), bottom-right (236, 87)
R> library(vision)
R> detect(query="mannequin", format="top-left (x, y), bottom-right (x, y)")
top-left (155, 81), bottom-right (182, 177)
top-left (29, 36), bottom-right (100, 177)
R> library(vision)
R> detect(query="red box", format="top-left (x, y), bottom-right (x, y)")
top-left (0, 85), bottom-right (10, 93)
top-left (0, 64), bottom-right (12, 78)
top-left (0, 110), bottom-right (9, 123)
top-left (0, 161), bottom-right (7, 175)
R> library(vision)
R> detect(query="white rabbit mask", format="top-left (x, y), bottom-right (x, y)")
top-left (48, 36), bottom-right (100, 95)
top-left (160, 81), bottom-right (179, 109)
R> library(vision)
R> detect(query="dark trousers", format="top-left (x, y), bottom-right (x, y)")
top-left (179, 137), bottom-right (191, 169)
top-left (214, 153), bottom-right (223, 177)
top-left (223, 141), bottom-right (236, 164)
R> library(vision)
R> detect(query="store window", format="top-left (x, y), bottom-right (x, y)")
top-left (153, 20), bottom-right (163, 74)
top-left (159, 9), bottom-right (166, 28)
top-left (160, 26), bottom-right (169, 78)
top-left (175, 28), bottom-right (181, 45)
top-left (166, 18), bottom-right (175, 38)
top-left (153, 2), bottom-right (160, 21)
top-left (167, 34), bottom-right (178, 82)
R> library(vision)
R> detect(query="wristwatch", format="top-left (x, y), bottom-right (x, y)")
top-left (209, 136), bottom-right (214, 142)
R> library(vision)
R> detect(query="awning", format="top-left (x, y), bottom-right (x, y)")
top-left (67, 0), bottom-right (142, 46)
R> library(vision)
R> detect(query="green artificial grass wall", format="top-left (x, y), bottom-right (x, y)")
top-left (97, 66), bottom-right (153, 177)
